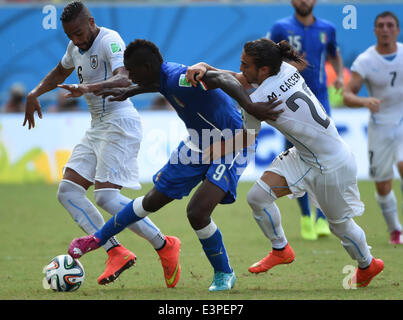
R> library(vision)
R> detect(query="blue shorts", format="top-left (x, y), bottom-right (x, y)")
top-left (153, 141), bottom-right (252, 204)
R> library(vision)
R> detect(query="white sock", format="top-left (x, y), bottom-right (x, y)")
top-left (247, 180), bottom-right (288, 249)
top-left (376, 191), bottom-right (401, 233)
top-left (57, 180), bottom-right (119, 251)
top-left (94, 190), bottom-right (165, 249)
top-left (329, 219), bottom-right (372, 268)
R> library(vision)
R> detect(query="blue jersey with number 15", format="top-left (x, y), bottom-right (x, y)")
top-left (269, 15), bottom-right (338, 113)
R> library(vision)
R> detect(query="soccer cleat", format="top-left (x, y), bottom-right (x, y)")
top-left (68, 235), bottom-right (101, 259)
top-left (350, 258), bottom-right (384, 288)
top-left (98, 245), bottom-right (136, 285)
top-left (315, 217), bottom-right (331, 237)
top-left (301, 215), bottom-right (318, 240)
top-left (208, 271), bottom-right (236, 292)
top-left (248, 243), bottom-right (295, 273)
top-left (389, 230), bottom-right (403, 245)
top-left (157, 235), bottom-right (181, 288)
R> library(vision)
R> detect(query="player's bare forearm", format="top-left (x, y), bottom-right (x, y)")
top-left (126, 84), bottom-right (160, 96)
top-left (201, 71), bottom-right (283, 121)
top-left (29, 62), bottom-right (73, 98)
top-left (328, 51), bottom-right (344, 89)
top-left (86, 67), bottom-right (132, 93)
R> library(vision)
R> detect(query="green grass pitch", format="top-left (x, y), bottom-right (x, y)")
top-left (0, 181), bottom-right (402, 300)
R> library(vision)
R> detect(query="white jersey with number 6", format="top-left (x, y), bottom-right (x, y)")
top-left (243, 62), bottom-right (350, 173)
top-left (351, 43), bottom-right (403, 125)
top-left (61, 27), bottom-right (135, 120)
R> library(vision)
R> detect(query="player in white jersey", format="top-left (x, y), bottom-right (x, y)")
top-left (186, 38), bottom-right (384, 287)
top-left (344, 11), bottom-right (403, 245)
top-left (23, 1), bottom-right (181, 287)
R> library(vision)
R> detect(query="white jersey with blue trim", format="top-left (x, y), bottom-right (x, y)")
top-left (243, 62), bottom-right (350, 172)
top-left (351, 42), bottom-right (403, 125)
top-left (61, 27), bottom-right (135, 120)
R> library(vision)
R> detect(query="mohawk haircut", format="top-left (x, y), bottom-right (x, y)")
top-left (60, 1), bottom-right (90, 23)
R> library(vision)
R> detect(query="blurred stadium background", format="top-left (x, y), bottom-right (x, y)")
top-left (0, 0), bottom-right (402, 184)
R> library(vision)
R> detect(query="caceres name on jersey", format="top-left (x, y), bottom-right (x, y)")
top-left (351, 42), bottom-right (403, 125)
top-left (61, 27), bottom-right (136, 120)
top-left (243, 62), bottom-right (351, 173)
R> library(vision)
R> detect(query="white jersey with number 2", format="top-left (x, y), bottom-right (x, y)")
top-left (243, 62), bottom-right (351, 173)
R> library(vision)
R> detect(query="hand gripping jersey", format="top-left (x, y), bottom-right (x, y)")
top-left (351, 43), bottom-right (403, 125)
top-left (61, 27), bottom-right (134, 119)
top-left (243, 62), bottom-right (350, 173)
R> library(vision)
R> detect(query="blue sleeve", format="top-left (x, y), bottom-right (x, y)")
top-left (269, 23), bottom-right (285, 43)
top-left (326, 25), bottom-right (338, 57)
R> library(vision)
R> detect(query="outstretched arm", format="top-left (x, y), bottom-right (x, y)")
top-left (200, 70), bottom-right (283, 121)
top-left (58, 66), bottom-right (132, 98)
top-left (343, 71), bottom-right (381, 113)
top-left (186, 62), bottom-right (252, 89)
top-left (94, 83), bottom-right (160, 101)
top-left (23, 62), bottom-right (74, 129)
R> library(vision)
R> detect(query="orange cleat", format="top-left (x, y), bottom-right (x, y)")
top-left (97, 245), bottom-right (136, 285)
top-left (157, 236), bottom-right (181, 288)
top-left (351, 258), bottom-right (384, 288)
top-left (248, 243), bottom-right (295, 273)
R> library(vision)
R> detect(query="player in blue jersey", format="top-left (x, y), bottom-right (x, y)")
top-left (67, 39), bottom-right (282, 291)
top-left (268, 0), bottom-right (345, 240)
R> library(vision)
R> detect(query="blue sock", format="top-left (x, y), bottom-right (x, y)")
top-left (199, 228), bottom-right (232, 273)
top-left (316, 208), bottom-right (326, 221)
top-left (298, 193), bottom-right (311, 217)
top-left (95, 200), bottom-right (142, 246)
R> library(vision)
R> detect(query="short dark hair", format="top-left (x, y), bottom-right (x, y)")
top-left (375, 11), bottom-right (400, 27)
top-left (244, 38), bottom-right (306, 75)
top-left (60, 1), bottom-right (89, 23)
top-left (124, 39), bottom-right (164, 68)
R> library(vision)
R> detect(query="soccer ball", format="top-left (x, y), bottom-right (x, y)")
top-left (43, 254), bottom-right (85, 292)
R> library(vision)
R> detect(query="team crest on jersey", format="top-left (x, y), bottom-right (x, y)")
top-left (90, 55), bottom-right (98, 69)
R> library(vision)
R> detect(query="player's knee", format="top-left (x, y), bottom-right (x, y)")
top-left (375, 180), bottom-right (393, 196)
top-left (247, 181), bottom-right (276, 211)
top-left (57, 179), bottom-right (84, 204)
top-left (93, 189), bottom-right (118, 210)
top-left (186, 203), bottom-right (210, 230)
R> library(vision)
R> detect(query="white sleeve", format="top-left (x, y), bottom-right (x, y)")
top-left (101, 32), bottom-right (126, 73)
top-left (350, 54), bottom-right (367, 79)
top-left (61, 42), bottom-right (75, 69)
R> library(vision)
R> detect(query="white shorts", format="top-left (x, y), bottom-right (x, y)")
top-left (266, 147), bottom-right (365, 224)
top-left (367, 121), bottom-right (403, 182)
top-left (64, 111), bottom-right (142, 190)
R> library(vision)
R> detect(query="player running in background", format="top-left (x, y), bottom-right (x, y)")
top-left (67, 39), bottom-right (282, 291)
top-left (186, 38), bottom-right (383, 288)
top-left (23, 1), bottom-right (180, 287)
top-left (268, 0), bottom-right (345, 240)
top-left (344, 11), bottom-right (403, 245)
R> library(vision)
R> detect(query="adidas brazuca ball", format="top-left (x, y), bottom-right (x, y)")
top-left (43, 254), bottom-right (85, 292)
